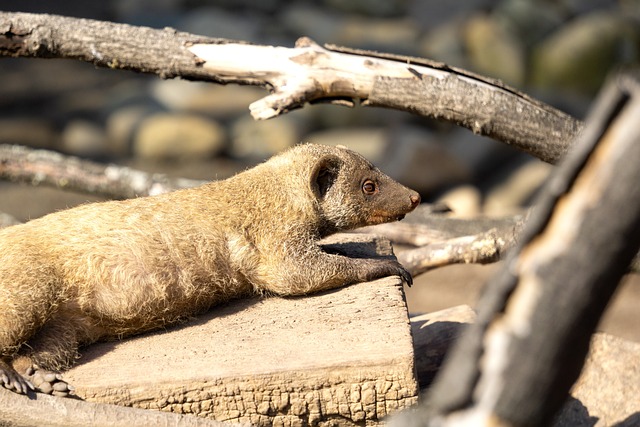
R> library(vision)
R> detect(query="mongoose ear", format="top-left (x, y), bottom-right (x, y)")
top-left (311, 155), bottom-right (341, 199)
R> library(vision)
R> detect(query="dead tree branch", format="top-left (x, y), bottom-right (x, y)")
top-left (392, 72), bottom-right (640, 426)
top-left (0, 387), bottom-right (235, 427)
top-left (0, 145), bottom-right (204, 198)
top-left (0, 11), bottom-right (582, 163)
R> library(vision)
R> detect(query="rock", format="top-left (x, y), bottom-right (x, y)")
top-left (335, 16), bottom-right (420, 54)
top-left (105, 105), bottom-right (155, 156)
top-left (133, 113), bottom-right (226, 161)
top-left (553, 333), bottom-right (640, 426)
top-left (150, 79), bottom-right (264, 118)
top-left (408, 0), bottom-right (487, 32)
top-left (531, 11), bottom-right (638, 95)
top-left (61, 120), bottom-right (109, 158)
top-left (305, 128), bottom-right (388, 163)
top-left (435, 185), bottom-right (482, 218)
top-left (281, 6), bottom-right (420, 54)
top-left (177, 7), bottom-right (261, 41)
top-left (280, 5), bottom-right (344, 46)
top-left (464, 13), bottom-right (526, 86)
top-left (324, 0), bottom-right (406, 17)
top-left (229, 115), bottom-right (299, 160)
top-left (419, 18), bottom-right (470, 69)
top-left (0, 118), bottom-right (58, 149)
top-left (493, 0), bottom-right (564, 48)
top-left (484, 159), bottom-right (552, 215)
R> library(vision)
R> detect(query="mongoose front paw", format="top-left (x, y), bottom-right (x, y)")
top-left (362, 259), bottom-right (413, 287)
top-left (391, 261), bottom-right (413, 287)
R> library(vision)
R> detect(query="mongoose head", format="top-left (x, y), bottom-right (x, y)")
top-left (305, 144), bottom-right (421, 235)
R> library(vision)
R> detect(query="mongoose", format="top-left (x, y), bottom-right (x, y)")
top-left (0, 143), bottom-right (420, 396)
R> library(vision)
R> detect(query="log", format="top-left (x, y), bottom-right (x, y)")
top-left (395, 72), bottom-right (640, 426)
top-left (408, 307), bottom-right (640, 426)
top-left (15, 234), bottom-right (416, 427)
top-left (0, 11), bottom-right (582, 163)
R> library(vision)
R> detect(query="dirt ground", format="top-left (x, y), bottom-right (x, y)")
top-left (404, 262), bottom-right (640, 343)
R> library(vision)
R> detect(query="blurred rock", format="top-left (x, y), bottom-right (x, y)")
top-left (337, 17), bottom-right (420, 54)
top-left (435, 185), bottom-right (482, 218)
top-left (177, 7), bottom-right (262, 41)
top-left (484, 159), bottom-right (552, 214)
top-left (282, 5), bottom-right (420, 53)
top-left (151, 80), bottom-right (264, 118)
top-left (324, 0), bottom-right (406, 17)
top-left (494, 0), bottom-right (564, 48)
top-left (229, 115), bottom-right (299, 160)
top-left (61, 120), bottom-right (109, 158)
top-left (464, 13), bottom-right (526, 86)
top-left (532, 11), bottom-right (638, 95)
top-left (0, 119), bottom-right (57, 149)
top-left (420, 18), bottom-right (470, 68)
top-left (306, 128), bottom-right (388, 162)
top-left (408, 0), bottom-right (489, 32)
top-left (281, 5), bottom-right (345, 45)
top-left (105, 105), bottom-right (154, 156)
top-left (133, 113), bottom-right (226, 161)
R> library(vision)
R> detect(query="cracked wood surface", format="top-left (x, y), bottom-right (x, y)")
top-left (58, 234), bottom-right (418, 426)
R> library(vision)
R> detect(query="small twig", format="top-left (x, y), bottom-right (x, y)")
top-left (397, 229), bottom-right (511, 276)
top-left (0, 145), bottom-right (204, 199)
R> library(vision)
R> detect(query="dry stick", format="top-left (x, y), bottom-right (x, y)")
top-left (391, 73), bottom-right (640, 427)
top-left (0, 11), bottom-right (582, 163)
top-left (0, 145), bottom-right (205, 198)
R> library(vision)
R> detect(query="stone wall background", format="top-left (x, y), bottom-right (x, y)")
top-left (0, 0), bottom-right (638, 341)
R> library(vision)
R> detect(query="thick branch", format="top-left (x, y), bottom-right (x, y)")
top-left (394, 72), bottom-right (640, 426)
top-left (0, 145), bottom-right (204, 198)
top-left (0, 11), bottom-right (234, 82)
top-left (0, 11), bottom-right (582, 163)
top-left (0, 387), bottom-right (234, 427)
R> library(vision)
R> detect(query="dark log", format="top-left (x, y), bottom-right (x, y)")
top-left (392, 72), bottom-right (640, 426)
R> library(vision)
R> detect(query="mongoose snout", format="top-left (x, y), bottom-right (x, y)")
top-left (0, 143), bottom-right (420, 396)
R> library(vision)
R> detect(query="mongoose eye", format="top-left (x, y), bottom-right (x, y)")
top-left (362, 179), bottom-right (378, 195)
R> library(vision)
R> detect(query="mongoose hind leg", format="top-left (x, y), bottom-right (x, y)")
top-left (12, 316), bottom-right (84, 397)
top-left (0, 358), bottom-right (33, 395)
top-left (11, 356), bottom-right (75, 397)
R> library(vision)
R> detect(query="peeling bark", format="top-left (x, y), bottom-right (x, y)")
top-left (0, 11), bottom-right (582, 163)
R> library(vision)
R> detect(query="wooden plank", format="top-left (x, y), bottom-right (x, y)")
top-left (62, 234), bottom-right (418, 426)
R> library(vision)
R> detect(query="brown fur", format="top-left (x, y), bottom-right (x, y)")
top-left (0, 143), bottom-right (419, 394)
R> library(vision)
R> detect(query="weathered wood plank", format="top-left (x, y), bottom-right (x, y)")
top-left (60, 234), bottom-right (418, 426)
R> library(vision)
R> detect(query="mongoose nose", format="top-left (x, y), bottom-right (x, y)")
top-left (410, 194), bottom-right (421, 207)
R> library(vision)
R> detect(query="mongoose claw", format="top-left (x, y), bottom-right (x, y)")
top-left (398, 265), bottom-right (413, 287)
top-left (1, 366), bottom-right (34, 395)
